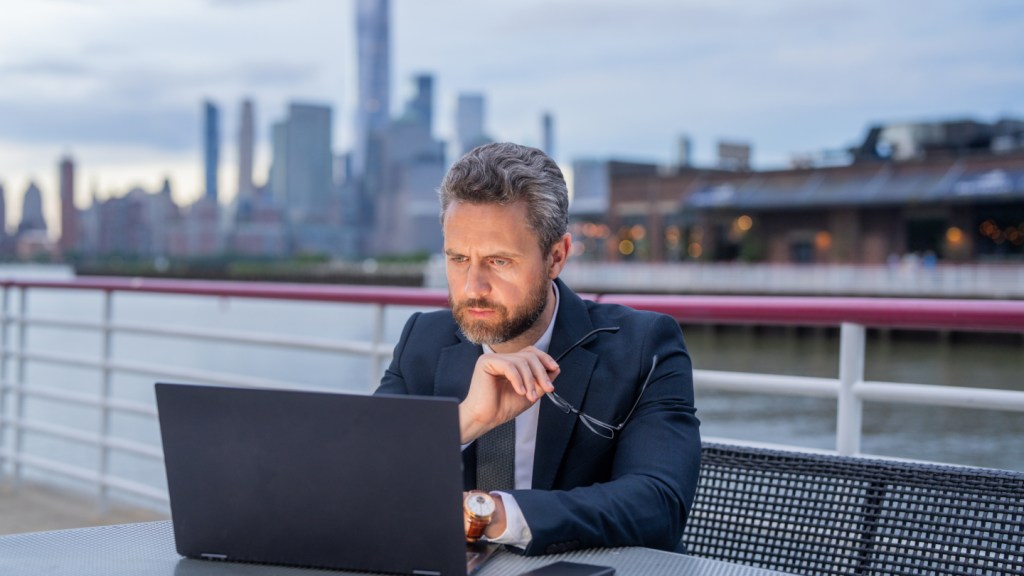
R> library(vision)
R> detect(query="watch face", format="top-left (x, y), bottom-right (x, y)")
top-left (466, 492), bottom-right (496, 517)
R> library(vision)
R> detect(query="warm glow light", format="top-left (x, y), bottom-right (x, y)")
top-left (618, 239), bottom-right (635, 255)
top-left (688, 242), bottom-right (703, 258)
top-left (814, 231), bottom-right (832, 250)
top-left (945, 226), bottom-right (964, 245)
top-left (571, 241), bottom-right (586, 256)
top-left (736, 215), bottom-right (753, 232)
top-left (630, 225), bottom-right (646, 240)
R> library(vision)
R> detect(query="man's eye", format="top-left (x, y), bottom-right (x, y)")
top-left (448, 255), bottom-right (467, 264)
top-left (491, 258), bottom-right (509, 267)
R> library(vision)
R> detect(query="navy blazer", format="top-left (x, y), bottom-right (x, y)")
top-left (376, 278), bottom-right (701, 555)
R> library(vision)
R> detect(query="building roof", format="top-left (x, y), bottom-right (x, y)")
top-left (682, 152), bottom-right (1024, 210)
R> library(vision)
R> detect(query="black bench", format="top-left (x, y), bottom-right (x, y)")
top-left (681, 442), bottom-right (1024, 576)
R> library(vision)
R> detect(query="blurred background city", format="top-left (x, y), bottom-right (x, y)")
top-left (0, 0), bottom-right (1021, 290)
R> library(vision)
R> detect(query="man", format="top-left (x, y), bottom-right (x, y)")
top-left (376, 142), bottom-right (700, 555)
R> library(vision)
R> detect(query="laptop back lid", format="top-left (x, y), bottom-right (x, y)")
top-left (156, 383), bottom-right (467, 576)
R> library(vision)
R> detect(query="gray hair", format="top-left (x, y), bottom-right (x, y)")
top-left (439, 142), bottom-right (568, 253)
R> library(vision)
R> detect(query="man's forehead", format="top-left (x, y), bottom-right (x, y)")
top-left (443, 201), bottom-right (541, 253)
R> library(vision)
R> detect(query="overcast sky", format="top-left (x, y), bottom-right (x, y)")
top-left (1, 0), bottom-right (1022, 233)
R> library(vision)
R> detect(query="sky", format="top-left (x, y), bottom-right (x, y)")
top-left (1, 0), bottom-right (1022, 236)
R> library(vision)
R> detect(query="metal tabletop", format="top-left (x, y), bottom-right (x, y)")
top-left (0, 521), bottom-right (795, 576)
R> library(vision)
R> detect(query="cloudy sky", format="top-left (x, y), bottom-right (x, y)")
top-left (1, 0), bottom-right (1022, 234)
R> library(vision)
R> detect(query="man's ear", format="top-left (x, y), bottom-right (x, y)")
top-left (547, 233), bottom-right (572, 279)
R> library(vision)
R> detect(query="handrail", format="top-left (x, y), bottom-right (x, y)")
top-left (7, 276), bottom-right (1024, 330)
top-left (0, 276), bottom-right (1022, 514)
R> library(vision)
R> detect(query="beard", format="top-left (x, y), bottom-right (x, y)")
top-left (451, 279), bottom-right (551, 346)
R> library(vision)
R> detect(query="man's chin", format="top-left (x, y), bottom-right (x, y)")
top-left (459, 322), bottom-right (508, 346)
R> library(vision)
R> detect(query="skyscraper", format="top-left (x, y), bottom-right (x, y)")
top-left (456, 93), bottom-right (489, 155)
top-left (203, 100), bottom-right (220, 202)
top-left (408, 74), bottom-right (433, 134)
top-left (272, 103), bottom-right (333, 226)
top-left (59, 155), bottom-right (77, 252)
top-left (542, 112), bottom-right (555, 159)
top-left (355, 0), bottom-right (390, 179)
top-left (237, 99), bottom-right (255, 202)
top-left (18, 182), bottom-right (47, 234)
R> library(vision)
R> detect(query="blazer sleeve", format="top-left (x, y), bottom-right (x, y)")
top-left (511, 313), bottom-right (701, 555)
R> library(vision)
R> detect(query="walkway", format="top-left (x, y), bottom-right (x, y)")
top-left (0, 478), bottom-right (167, 535)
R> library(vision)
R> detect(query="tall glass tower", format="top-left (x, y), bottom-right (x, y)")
top-left (203, 100), bottom-right (220, 203)
top-left (237, 99), bottom-right (255, 203)
top-left (355, 0), bottom-right (390, 179)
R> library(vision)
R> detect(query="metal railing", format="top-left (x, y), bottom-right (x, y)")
top-left (1, 276), bottom-right (1023, 512)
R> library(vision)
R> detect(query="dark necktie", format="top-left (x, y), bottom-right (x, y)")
top-left (475, 419), bottom-right (515, 492)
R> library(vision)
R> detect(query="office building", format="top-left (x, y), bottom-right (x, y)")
top-left (355, 0), bottom-right (390, 179)
top-left (456, 93), bottom-right (489, 156)
top-left (59, 156), bottom-right (77, 253)
top-left (542, 112), bottom-right (554, 158)
top-left (237, 99), bottom-right (255, 203)
top-left (374, 74), bottom-right (446, 256)
top-left (203, 100), bottom-right (220, 202)
top-left (18, 182), bottom-right (47, 234)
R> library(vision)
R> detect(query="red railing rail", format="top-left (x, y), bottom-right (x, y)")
top-left (7, 277), bottom-right (1024, 333)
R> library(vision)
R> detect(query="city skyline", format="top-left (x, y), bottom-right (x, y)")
top-left (1, 0), bottom-right (1022, 236)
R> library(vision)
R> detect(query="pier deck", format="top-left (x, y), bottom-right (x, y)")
top-left (0, 478), bottom-right (168, 536)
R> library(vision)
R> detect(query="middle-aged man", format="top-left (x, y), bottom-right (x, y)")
top-left (375, 142), bottom-right (700, 556)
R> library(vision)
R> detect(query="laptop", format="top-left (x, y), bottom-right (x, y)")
top-left (155, 382), bottom-right (498, 575)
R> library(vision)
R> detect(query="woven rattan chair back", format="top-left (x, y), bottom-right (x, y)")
top-left (681, 443), bottom-right (1024, 576)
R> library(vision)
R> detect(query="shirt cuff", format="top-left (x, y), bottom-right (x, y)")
top-left (484, 491), bottom-right (532, 549)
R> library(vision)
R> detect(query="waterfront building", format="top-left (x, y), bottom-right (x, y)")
top-left (168, 195), bottom-right (221, 257)
top-left (203, 100), bottom-right (220, 203)
top-left (58, 156), bottom-right (77, 255)
top-left (90, 181), bottom-right (181, 258)
top-left (569, 160), bottom-right (659, 261)
top-left (456, 93), bottom-right (489, 156)
top-left (606, 117), bottom-right (1024, 264)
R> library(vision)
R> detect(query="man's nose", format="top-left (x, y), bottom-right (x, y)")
top-left (464, 263), bottom-right (490, 298)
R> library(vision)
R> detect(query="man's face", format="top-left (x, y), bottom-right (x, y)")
top-left (443, 200), bottom-right (552, 347)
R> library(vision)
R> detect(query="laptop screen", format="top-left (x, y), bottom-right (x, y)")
top-left (156, 383), bottom-right (470, 575)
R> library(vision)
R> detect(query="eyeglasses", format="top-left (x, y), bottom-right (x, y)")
top-left (545, 326), bottom-right (659, 439)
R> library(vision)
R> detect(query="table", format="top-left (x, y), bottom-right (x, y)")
top-left (0, 521), bottom-right (795, 576)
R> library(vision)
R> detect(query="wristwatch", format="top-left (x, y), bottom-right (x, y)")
top-left (463, 491), bottom-right (496, 542)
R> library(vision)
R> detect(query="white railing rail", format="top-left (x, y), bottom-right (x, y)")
top-left (0, 277), bottom-right (1022, 512)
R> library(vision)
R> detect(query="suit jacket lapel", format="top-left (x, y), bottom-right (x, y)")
top-left (435, 338), bottom-right (481, 401)
top-left (532, 279), bottom-right (598, 490)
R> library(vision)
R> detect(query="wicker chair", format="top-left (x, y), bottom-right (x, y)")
top-left (681, 442), bottom-right (1024, 576)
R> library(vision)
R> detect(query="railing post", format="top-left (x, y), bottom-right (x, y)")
top-left (0, 285), bottom-right (8, 478)
top-left (98, 290), bottom-right (114, 514)
top-left (837, 322), bottom-right (865, 455)
top-left (369, 304), bottom-right (385, 391)
top-left (12, 287), bottom-right (28, 486)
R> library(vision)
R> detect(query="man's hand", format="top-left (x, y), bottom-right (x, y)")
top-left (459, 347), bottom-right (559, 444)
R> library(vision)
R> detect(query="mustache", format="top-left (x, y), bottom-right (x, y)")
top-left (452, 298), bottom-right (507, 313)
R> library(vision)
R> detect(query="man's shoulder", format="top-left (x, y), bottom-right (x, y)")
top-left (581, 298), bottom-right (671, 329)
top-left (400, 308), bottom-right (461, 343)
